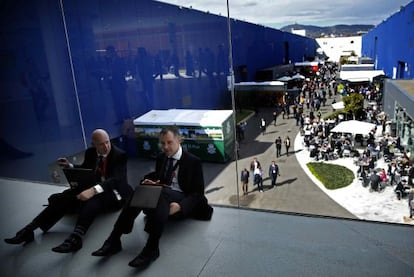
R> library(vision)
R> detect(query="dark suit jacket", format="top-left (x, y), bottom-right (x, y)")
top-left (149, 150), bottom-right (213, 220)
top-left (74, 145), bottom-right (133, 199)
top-left (268, 164), bottom-right (279, 176)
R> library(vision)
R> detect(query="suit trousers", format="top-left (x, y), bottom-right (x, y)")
top-left (33, 189), bottom-right (122, 233)
top-left (113, 188), bottom-right (185, 238)
top-left (270, 174), bottom-right (278, 187)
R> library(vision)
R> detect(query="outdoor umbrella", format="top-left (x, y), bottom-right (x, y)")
top-left (331, 101), bottom-right (344, 110)
top-left (291, 73), bottom-right (305, 80)
top-left (277, 76), bottom-right (292, 82)
top-left (330, 120), bottom-right (376, 136)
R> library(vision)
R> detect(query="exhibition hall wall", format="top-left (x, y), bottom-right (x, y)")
top-left (0, 0), bottom-right (317, 181)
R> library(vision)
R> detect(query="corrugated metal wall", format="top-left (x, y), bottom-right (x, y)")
top-left (362, 1), bottom-right (414, 79)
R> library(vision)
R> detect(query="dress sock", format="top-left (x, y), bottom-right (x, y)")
top-left (24, 221), bottom-right (39, 232)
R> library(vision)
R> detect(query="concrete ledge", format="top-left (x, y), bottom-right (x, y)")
top-left (1, 178), bottom-right (414, 277)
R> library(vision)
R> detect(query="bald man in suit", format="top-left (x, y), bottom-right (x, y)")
top-left (4, 129), bottom-right (133, 253)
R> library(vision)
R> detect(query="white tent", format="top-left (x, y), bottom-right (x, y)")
top-left (291, 73), bottom-right (305, 80)
top-left (339, 70), bottom-right (385, 82)
top-left (332, 101), bottom-right (344, 110)
top-left (234, 81), bottom-right (285, 92)
top-left (277, 76), bottom-right (292, 82)
top-left (330, 120), bottom-right (376, 135)
top-left (133, 109), bottom-right (233, 126)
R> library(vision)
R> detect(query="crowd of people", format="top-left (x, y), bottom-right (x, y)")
top-left (299, 99), bottom-right (413, 205)
top-left (240, 61), bottom-right (413, 220)
top-left (294, 64), bottom-right (414, 219)
top-left (4, 60), bottom-right (413, 270)
top-left (241, 65), bottom-right (328, 190)
top-left (240, 157), bottom-right (281, 194)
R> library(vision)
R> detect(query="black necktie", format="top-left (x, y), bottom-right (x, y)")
top-left (96, 155), bottom-right (104, 181)
top-left (164, 157), bottom-right (174, 186)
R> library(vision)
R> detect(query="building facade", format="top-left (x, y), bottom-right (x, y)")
top-left (362, 2), bottom-right (414, 153)
top-left (362, 1), bottom-right (414, 79)
top-left (316, 35), bottom-right (362, 63)
top-left (383, 80), bottom-right (414, 153)
top-left (0, 0), bottom-right (317, 182)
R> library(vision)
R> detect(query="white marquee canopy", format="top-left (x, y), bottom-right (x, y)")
top-left (330, 120), bottom-right (376, 135)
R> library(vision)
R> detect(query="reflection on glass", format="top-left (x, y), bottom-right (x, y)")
top-left (2, 0), bottom-right (373, 223)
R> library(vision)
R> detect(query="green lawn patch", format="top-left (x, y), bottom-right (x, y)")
top-left (236, 109), bottom-right (254, 123)
top-left (307, 162), bottom-right (355, 190)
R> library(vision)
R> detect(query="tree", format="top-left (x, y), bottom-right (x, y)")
top-left (342, 93), bottom-right (364, 119)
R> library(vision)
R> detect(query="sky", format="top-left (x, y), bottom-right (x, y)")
top-left (159, 0), bottom-right (412, 29)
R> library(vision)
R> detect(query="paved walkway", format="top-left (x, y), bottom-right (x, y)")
top-left (202, 102), bottom-right (356, 219)
top-left (2, 178), bottom-right (413, 277)
top-left (92, 97), bottom-right (409, 222)
top-left (126, 97), bottom-right (357, 219)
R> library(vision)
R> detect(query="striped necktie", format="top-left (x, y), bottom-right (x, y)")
top-left (164, 157), bottom-right (174, 186)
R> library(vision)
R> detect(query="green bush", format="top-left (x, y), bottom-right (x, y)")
top-left (307, 162), bottom-right (355, 190)
top-left (323, 93), bottom-right (365, 121)
top-left (236, 109), bottom-right (254, 123)
top-left (323, 110), bottom-right (346, 120)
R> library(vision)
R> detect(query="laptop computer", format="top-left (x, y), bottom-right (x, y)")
top-left (130, 185), bottom-right (163, 209)
top-left (62, 168), bottom-right (96, 191)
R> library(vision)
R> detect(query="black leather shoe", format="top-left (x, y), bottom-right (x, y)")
top-left (128, 247), bottom-right (160, 268)
top-left (52, 235), bottom-right (82, 253)
top-left (91, 239), bottom-right (122, 256)
top-left (4, 228), bottom-right (34, 245)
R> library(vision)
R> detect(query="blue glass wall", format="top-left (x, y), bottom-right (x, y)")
top-left (0, 0), bottom-right (317, 182)
top-left (362, 1), bottom-right (414, 79)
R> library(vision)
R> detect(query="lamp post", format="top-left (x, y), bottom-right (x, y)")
top-left (226, 0), bottom-right (240, 206)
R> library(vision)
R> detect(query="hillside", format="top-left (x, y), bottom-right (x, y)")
top-left (280, 24), bottom-right (375, 38)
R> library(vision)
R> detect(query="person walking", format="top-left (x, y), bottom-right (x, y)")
top-left (285, 104), bottom-right (290, 119)
top-left (272, 111), bottom-right (277, 126)
top-left (284, 136), bottom-right (291, 156)
top-left (275, 136), bottom-right (282, 158)
top-left (236, 122), bottom-right (246, 142)
top-left (240, 168), bottom-right (250, 195)
top-left (250, 157), bottom-right (261, 175)
top-left (260, 118), bottom-right (266, 135)
top-left (268, 161), bottom-right (280, 188)
top-left (254, 165), bottom-right (264, 192)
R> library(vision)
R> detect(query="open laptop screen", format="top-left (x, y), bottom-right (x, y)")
top-left (62, 168), bottom-right (95, 191)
